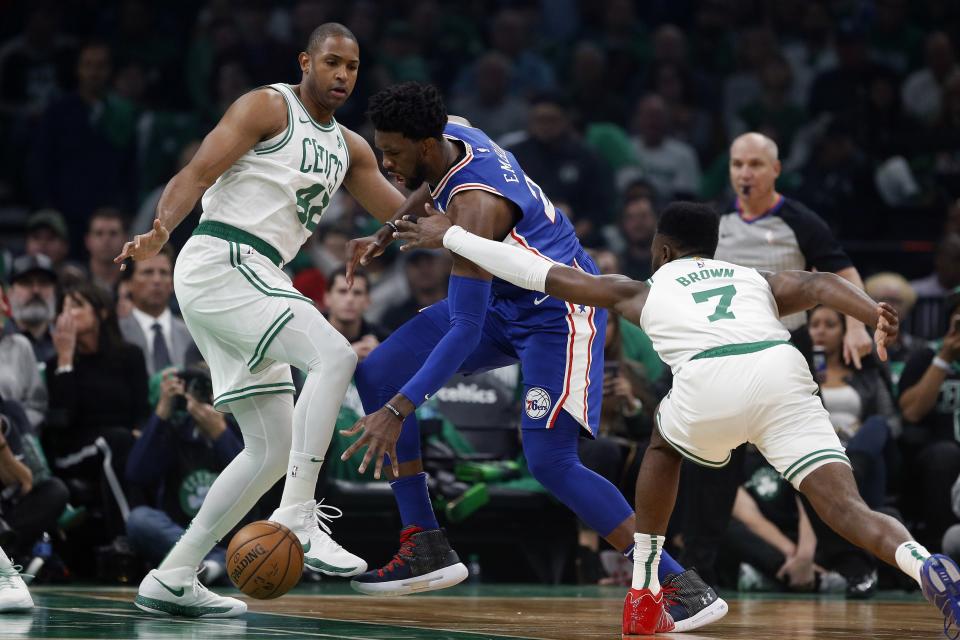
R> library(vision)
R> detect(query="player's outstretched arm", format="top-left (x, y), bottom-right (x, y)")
top-left (763, 270), bottom-right (898, 360)
top-left (395, 204), bottom-right (646, 315)
top-left (115, 88), bottom-right (286, 268)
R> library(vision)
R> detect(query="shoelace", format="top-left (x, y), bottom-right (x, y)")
top-left (0, 565), bottom-right (31, 589)
top-left (661, 584), bottom-right (680, 609)
top-left (305, 499), bottom-right (344, 536)
top-left (381, 530), bottom-right (419, 575)
top-left (191, 568), bottom-right (212, 599)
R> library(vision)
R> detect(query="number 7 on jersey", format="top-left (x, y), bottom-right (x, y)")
top-left (692, 285), bottom-right (737, 322)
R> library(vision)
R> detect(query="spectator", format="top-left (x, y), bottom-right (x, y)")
top-left (865, 272), bottom-right (922, 389)
top-left (902, 32), bottom-right (959, 126)
top-left (506, 92), bottom-right (616, 235)
top-left (324, 266), bottom-right (388, 363)
top-left (630, 94), bottom-right (701, 200)
top-left (809, 24), bottom-right (893, 120)
top-left (0, 3), bottom-right (74, 120)
top-left (898, 287), bottom-right (960, 549)
top-left (84, 208), bottom-right (127, 294)
top-left (449, 52), bottom-right (528, 140)
top-left (452, 9), bottom-right (556, 98)
top-left (734, 55), bottom-right (806, 157)
top-left (117, 245), bottom-right (196, 378)
top-left (6, 254), bottom-right (57, 366)
top-left (380, 249), bottom-right (450, 332)
top-left (567, 41), bottom-right (628, 126)
top-left (0, 399), bottom-right (69, 563)
top-left (868, 0), bottom-right (924, 74)
top-left (25, 41), bottom-right (136, 239)
top-left (651, 62), bottom-right (713, 162)
top-left (602, 196), bottom-right (657, 282)
top-left (909, 233), bottom-right (960, 339)
top-left (23, 210), bottom-right (83, 283)
top-left (781, 1), bottom-right (837, 108)
top-left (0, 302), bottom-right (47, 429)
top-left (808, 306), bottom-right (898, 510)
top-left (44, 282), bottom-right (148, 545)
top-left (126, 366), bottom-right (243, 584)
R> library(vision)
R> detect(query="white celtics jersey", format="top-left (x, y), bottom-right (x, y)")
top-left (200, 83), bottom-right (350, 263)
top-left (639, 257), bottom-right (791, 373)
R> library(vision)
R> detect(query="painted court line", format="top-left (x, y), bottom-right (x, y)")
top-left (39, 590), bottom-right (543, 640)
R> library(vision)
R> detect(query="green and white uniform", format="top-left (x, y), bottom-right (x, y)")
top-left (641, 257), bottom-right (849, 488)
top-left (174, 83), bottom-right (350, 410)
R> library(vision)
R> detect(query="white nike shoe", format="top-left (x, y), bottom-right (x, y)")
top-left (135, 566), bottom-right (246, 618)
top-left (270, 499), bottom-right (367, 577)
top-left (0, 564), bottom-right (33, 612)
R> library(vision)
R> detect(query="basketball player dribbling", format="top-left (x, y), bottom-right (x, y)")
top-left (115, 24), bottom-right (417, 617)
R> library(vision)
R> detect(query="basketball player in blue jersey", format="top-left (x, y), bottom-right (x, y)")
top-left (339, 82), bottom-right (726, 632)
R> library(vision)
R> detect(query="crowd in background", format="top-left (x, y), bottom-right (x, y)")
top-left (1, 0), bottom-right (960, 594)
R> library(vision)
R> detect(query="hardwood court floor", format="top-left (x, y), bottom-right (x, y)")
top-left (5, 583), bottom-right (947, 639)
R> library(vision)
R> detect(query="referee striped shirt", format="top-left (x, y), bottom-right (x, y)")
top-left (714, 196), bottom-right (853, 330)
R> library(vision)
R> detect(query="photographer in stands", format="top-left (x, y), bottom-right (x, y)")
top-left (125, 365), bottom-right (243, 583)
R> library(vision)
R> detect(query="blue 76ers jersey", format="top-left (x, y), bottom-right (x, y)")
top-left (430, 122), bottom-right (584, 299)
top-left (427, 122), bottom-right (606, 435)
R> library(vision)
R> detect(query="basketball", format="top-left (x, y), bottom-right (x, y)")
top-left (226, 521), bottom-right (304, 599)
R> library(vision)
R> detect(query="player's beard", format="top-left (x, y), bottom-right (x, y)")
top-left (403, 159), bottom-right (429, 191)
top-left (11, 295), bottom-right (55, 328)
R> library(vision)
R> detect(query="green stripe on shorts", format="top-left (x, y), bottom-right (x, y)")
top-left (214, 382), bottom-right (296, 408)
top-left (248, 309), bottom-right (294, 371)
top-left (783, 449), bottom-right (850, 483)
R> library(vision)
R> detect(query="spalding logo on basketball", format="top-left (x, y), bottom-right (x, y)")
top-left (525, 387), bottom-right (551, 419)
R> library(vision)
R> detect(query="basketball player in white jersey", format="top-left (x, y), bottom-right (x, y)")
top-left (115, 24), bottom-right (414, 617)
top-left (395, 202), bottom-right (960, 638)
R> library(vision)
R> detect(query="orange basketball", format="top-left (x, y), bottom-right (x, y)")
top-left (226, 520), bottom-right (304, 599)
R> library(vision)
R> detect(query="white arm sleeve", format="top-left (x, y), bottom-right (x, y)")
top-left (442, 225), bottom-right (552, 293)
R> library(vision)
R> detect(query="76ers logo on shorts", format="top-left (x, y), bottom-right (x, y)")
top-left (525, 387), bottom-right (552, 419)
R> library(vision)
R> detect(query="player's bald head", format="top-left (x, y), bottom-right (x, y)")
top-left (730, 132), bottom-right (779, 162)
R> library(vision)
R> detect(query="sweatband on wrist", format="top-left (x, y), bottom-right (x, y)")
top-left (443, 225), bottom-right (552, 293)
top-left (399, 274), bottom-right (491, 407)
top-left (933, 356), bottom-right (952, 372)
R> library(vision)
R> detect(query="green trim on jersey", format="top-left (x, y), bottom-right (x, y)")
top-left (656, 410), bottom-right (731, 468)
top-left (337, 121), bottom-right (351, 170)
top-left (691, 339), bottom-right (794, 361)
top-left (194, 221), bottom-right (283, 266)
top-left (782, 448), bottom-right (850, 483)
top-left (213, 382), bottom-right (297, 408)
top-left (254, 87), bottom-right (295, 155)
top-left (286, 84), bottom-right (337, 131)
top-left (248, 308), bottom-right (294, 371)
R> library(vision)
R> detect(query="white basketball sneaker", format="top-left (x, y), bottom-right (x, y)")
top-left (270, 499), bottom-right (367, 577)
top-left (0, 563), bottom-right (33, 612)
top-left (135, 566), bottom-right (246, 618)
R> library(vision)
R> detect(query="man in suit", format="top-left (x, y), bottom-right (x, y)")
top-left (118, 244), bottom-right (195, 377)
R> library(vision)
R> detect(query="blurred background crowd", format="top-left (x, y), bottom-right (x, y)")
top-left (1, 0), bottom-right (960, 597)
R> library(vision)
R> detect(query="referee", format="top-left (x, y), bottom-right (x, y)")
top-left (678, 131), bottom-right (874, 586)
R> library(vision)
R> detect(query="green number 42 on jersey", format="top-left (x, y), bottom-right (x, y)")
top-left (295, 184), bottom-right (331, 232)
top-left (692, 285), bottom-right (737, 322)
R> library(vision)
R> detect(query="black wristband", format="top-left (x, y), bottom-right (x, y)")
top-left (384, 221), bottom-right (399, 234)
top-left (384, 402), bottom-right (405, 421)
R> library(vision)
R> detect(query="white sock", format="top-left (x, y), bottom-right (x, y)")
top-left (158, 394), bottom-right (294, 571)
top-left (159, 521), bottom-right (215, 572)
top-left (895, 541), bottom-right (931, 586)
top-left (0, 546), bottom-right (11, 570)
top-left (279, 450), bottom-right (323, 507)
top-left (264, 300), bottom-right (356, 509)
top-left (632, 533), bottom-right (665, 593)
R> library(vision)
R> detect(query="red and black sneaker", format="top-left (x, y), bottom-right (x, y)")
top-left (350, 525), bottom-right (469, 596)
top-left (622, 587), bottom-right (675, 637)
